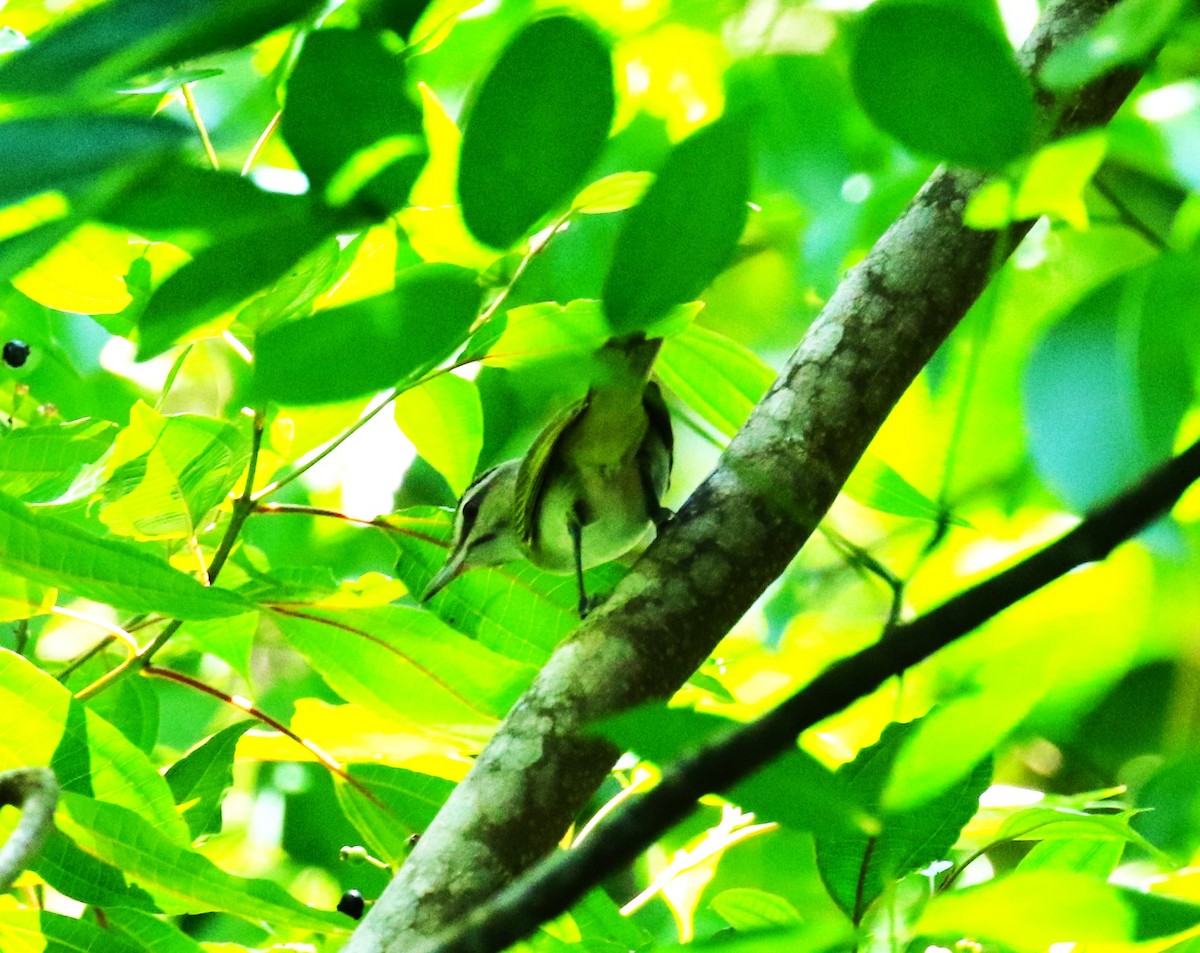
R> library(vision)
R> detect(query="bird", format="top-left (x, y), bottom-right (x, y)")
top-left (422, 335), bottom-right (672, 616)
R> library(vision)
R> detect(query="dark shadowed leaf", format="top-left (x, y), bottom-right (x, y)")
top-left (137, 219), bottom-right (330, 360)
top-left (0, 115), bottom-right (187, 208)
top-left (849, 0), bottom-right (1034, 169)
top-left (603, 114), bottom-right (752, 334)
top-left (0, 0), bottom-right (320, 94)
top-left (281, 28), bottom-right (428, 214)
top-left (254, 263), bottom-right (481, 405)
top-left (458, 15), bottom-right (614, 248)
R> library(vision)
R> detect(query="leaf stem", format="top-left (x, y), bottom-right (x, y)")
top-left (181, 82), bottom-right (220, 171)
top-left (75, 414), bottom-right (266, 700)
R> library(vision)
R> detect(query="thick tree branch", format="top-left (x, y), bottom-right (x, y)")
top-left (344, 3), bottom-right (1143, 951)
top-left (0, 767), bottom-right (58, 893)
top-left (415, 434), bottom-right (1200, 953)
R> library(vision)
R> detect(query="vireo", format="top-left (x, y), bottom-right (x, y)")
top-left (423, 335), bottom-right (672, 615)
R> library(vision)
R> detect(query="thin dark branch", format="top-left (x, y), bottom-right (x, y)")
top-left (0, 767), bottom-right (59, 893)
top-left (413, 435), bottom-right (1200, 953)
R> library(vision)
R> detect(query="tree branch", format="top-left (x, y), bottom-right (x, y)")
top-left (344, 3), bottom-right (1144, 951)
top-left (0, 767), bottom-right (59, 893)
top-left (413, 433), bottom-right (1200, 953)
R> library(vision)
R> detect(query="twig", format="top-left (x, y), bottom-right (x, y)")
top-left (0, 768), bottom-right (58, 893)
top-left (411, 434), bottom-right (1200, 953)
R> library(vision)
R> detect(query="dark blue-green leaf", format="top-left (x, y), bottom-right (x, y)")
top-left (137, 220), bottom-right (329, 360)
top-left (849, 0), bottom-right (1034, 169)
top-left (254, 263), bottom-right (481, 405)
top-left (0, 0), bottom-right (320, 94)
top-left (281, 28), bottom-right (427, 214)
top-left (602, 114), bottom-right (751, 334)
top-left (0, 115), bottom-right (187, 208)
top-left (458, 15), bottom-right (614, 248)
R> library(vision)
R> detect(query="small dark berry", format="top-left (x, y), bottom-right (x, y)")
top-left (3, 340), bottom-right (30, 368)
top-left (337, 889), bottom-right (365, 920)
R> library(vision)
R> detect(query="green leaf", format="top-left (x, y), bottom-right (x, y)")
top-left (484, 298), bottom-right (697, 370)
top-left (335, 764), bottom-right (456, 865)
top-left (32, 828), bottom-right (158, 910)
top-left (394, 372), bottom-right (483, 495)
top-left (815, 720), bottom-right (992, 922)
top-left (458, 15), bottom-right (614, 248)
top-left (915, 872), bottom-right (1200, 950)
top-left (0, 115), bottom-right (187, 208)
top-left (0, 910), bottom-right (146, 953)
top-left (254, 262), bottom-right (481, 405)
top-left (675, 922), bottom-right (855, 952)
top-left (391, 506), bottom-right (624, 664)
top-left (592, 703), bottom-right (867, 835)
top-left (0, 650), bottom-right (188, 841)
top-left (99, 402), bottom-right (251, 541)
top-left (0, 0), bottom-right (321, 95)
top-left (99, 164), bottom-right (315, 251)
top-left (1016, 836), bottom-right (1124, 877)
top-left (849, 0), bottom-right (1034, 169)
top-left (56, 792), bottom-right (349, 932)
top-left (165, 721), bottom-right (254, 839)
top-left (571, 172), bottom-right (654, 215)
top-left (267, 603), bottom-right (537, 723)
top-left (1024, 259), bottom-right (1196, 512)
top-left (105, 908), bottom-right (206, 953)
top-left (0, 418), bottom-right (116, 502)
top-left (137, 220), bottom-right (329, 360)
top-left (603, 114), bottom-right (752, 334)
top-left (1041, 0), bottom-right (1189, 92)
top-left (843, 454), bottom-right (967, 525)
top-left (281, 28), bottom-right (427, 213)
top-left (657, 324), bottom-right (774, 437)
top-left (709, 888), bottom-right (802, 930)
top-left (0, 489), bottom-right (248, 619)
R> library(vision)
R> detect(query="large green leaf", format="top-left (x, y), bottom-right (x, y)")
top-left (393, 372), bottom-right (483, 496)
top-left (281, 28), bottom-right (427, 214)
top-left (915, 871), bottom-right (1200, 951)
top-left (267, 603), bottom-right (537, 724)
top-left (391, 506), bottom-right (625, 664)
top-left (815, 720), bottom-right (992, 923)
top-left (56, 791), bottom-right (349, 932)
top-left (458, 15), bottom-right (614, 248)
top-left (105, 908), bottom-right (206, 953)
top-left (0, 489), bottom-right (247, 619)
top-left (136, 219), bottom-right (330, 360)
top-left (657, 324), bottom-right (774, 437)
top-left (0, 418), bottom-right (116, 502)
top-left (0, 115), bottom-right (187, 209)
top-left (0, 910), bottom-right (147, 953)
top-left (0, 651), bottom-right (188, 841)
top-left (32, 828), bottom-right (158, 911)
top-left (99, 164), bottom-right (316, 251)
top-left (253, 262), bottom-right (481, 405)
top-left (0, 0), bottom-right (320, 94)
top-left (849, 0), bottom-right (1034, 169)
top-left (603, 114), bottom-right (752, 334)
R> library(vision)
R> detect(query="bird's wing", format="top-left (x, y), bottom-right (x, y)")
top-left (515, 393), bottom-right (591, 546)
top-left (642, 380), bottom-right (674, 473)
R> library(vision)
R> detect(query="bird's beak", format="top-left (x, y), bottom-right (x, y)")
top-left (422, 554), bottom-right (465, 603)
